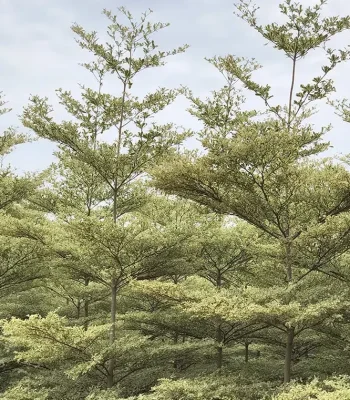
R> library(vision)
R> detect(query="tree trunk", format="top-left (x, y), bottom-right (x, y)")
top-left (173, 331), bottom-right (179, 369)
top-left (77, 300), bottom-right (81, 319)
top-left (216, 325), bottom-right (223, 370)
top-left (84, 277), bottom-right (89, 331)
top-left (245, 341), bottom-right (249, 363)
top-left (216, 271), bottom-right (223, 370)
top-left (285, 241), bottom-right (292, 282)
top-left (284, 237), bottom-right (294, 383)
top-left (107, 281), bottom-right (117, 388)
top-left (113, 189), bottom-right (118, 223)
top-left (284, 327), bottom-right (294, 383)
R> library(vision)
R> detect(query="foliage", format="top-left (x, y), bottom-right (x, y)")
top-left (2, 1), bottom-right (350, 399)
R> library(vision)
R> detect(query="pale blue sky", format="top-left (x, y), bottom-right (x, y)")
top-left (1, 0), bottom-right (350, 174)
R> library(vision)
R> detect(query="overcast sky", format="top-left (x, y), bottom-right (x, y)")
top-left (1, 0), bottom-right (350, 174)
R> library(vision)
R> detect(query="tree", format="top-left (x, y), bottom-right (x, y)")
top-left (152, 0), bottom-right (350, 383)
top-left (20, 7), bottom-right (188, 388)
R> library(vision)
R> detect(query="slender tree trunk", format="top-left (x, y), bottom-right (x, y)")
top-left (287, 54), bottom-right (297, 129)
top-left (216, 326), bottom-right (223, 370)
top-left (285, 241), bottom-right (292, 283)
top-left (112, 188), bottom-right (118, 223)
top-left (107, 280), bottom-right (117, 388)
top-left (83, 277), bottom-right (90, 331)
top-left (284, 237), bottom-right (294, 383)
top-left (216, 272), bottom-right (223, 370)
top-left (285, 57), bottom-right (298, 391)
top-left (77, 300), bottom-right (81, 319)
top-left (107, 76), bottom-right (126, 386)
top-left (173, 331), bottom-right (179, 369)
top-left (284, 327), bottom-right (294, 383)
top-left (245, 341), bottom-right (249, 363)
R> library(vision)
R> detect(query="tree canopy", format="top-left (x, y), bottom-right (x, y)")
top-left (2, 1), bottom-right (350, 399)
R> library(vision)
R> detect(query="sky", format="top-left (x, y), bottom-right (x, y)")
top-left (1, 0), bottom-right (350, 174)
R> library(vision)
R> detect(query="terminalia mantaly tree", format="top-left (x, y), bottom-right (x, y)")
top-left (152, 0), bottom-right (350, 383)
top-left (19, 7), bottom-right (189, 389)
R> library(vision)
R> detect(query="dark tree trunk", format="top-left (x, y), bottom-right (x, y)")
top-left (77, 300), bottom-right (81, 319)
top-left (245, 341), bottom-right (249, 363)
top-left (215, 271), bottom-right (223, 370)
top-left (216, 326), bottom-right (223, 370)
top-left (83, 277), bottom-right (90, 331)
top-left (285, 241), bottom-right (292, 282)
top-left (173, 331), bottom-right (179, 369)
top-left (284, 327), bottom-right (295, 383)
top-left (107, 281), bottom-right (117, 388)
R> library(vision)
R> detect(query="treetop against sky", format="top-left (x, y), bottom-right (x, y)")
top-left (1, 0), bottom-right (350, 173)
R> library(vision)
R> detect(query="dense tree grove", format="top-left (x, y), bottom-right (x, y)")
top-left (3, 1), bottom-right (350, 398)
